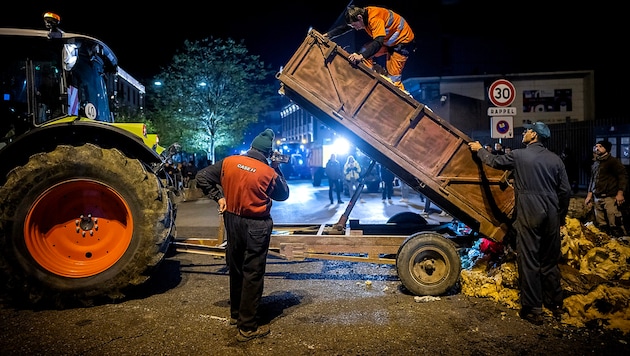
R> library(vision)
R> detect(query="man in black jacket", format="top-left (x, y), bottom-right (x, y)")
top-left (196, 129), bottom-right (289, 342)
top-left (468, 121), bottom-right (571, 325)
top-left (325, 153), bottom-right (343, 204)
top-left (584, 140), bottom-right (628, 237)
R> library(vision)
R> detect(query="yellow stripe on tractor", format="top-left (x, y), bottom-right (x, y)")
top-left (43, 117), bottom-right (165, 155)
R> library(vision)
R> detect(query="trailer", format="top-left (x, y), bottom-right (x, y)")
top-left (175, 30), bottom-right (516, 296)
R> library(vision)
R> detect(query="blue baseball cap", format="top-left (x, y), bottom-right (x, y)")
top-left (523, 121), bottom-right (551, 139)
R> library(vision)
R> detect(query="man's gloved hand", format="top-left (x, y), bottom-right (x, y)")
top-left (468, 141), bottom-right (482, 152)
top-left (348, 53), bottom-right (364, 64)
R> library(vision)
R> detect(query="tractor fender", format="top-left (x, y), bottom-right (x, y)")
top-left (0, 121), bottom-right (162, 185)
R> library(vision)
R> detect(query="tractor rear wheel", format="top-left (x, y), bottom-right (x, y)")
top-left (0, 144), bottom-right (174, 307)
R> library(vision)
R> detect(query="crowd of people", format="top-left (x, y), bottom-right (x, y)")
top-left (184, 124), bottom-right (627, 338)
top-left (105, 2), bottom-right (629, 347)
top-left (161, 160), bottom-right (199, 190)
top-left (319, 128), bottom-right (628, 330)
top-left (176, 3), bottom-right (629, 340)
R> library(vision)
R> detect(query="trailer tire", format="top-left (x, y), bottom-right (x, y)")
top-left (396, 232), bottom-right (461, 296)
top-left (387, 212), bottom-right (428, 225)
top-left (0, 144), bottom-right (174, 307)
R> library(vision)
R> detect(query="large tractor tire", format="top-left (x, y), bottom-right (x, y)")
top-left (396, 232), bottom-right (461, 296)
top-left (0, 144), bottom-right (174, 307)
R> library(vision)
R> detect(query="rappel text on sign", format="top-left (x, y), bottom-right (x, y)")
top-left (487, 107), bottom-right (516, 116)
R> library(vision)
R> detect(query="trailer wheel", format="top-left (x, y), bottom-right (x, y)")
top-left (0, 144), bottom-right (174, 307)
top-left (387, 212), bottom-right (428, 225)
top-left (396, 232), bottom-right (461, 296)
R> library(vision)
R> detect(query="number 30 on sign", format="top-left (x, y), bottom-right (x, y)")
top-left (488, 79), bottom-right (516, 107)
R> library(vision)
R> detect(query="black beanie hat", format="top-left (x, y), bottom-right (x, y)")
top-left (251, 129), bottom-right (275, 154)
top-left (597, 140), bottom-right (612, 153)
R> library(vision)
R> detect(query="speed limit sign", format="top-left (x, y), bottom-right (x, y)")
top-left (488, 79), bottom-right (516, 107)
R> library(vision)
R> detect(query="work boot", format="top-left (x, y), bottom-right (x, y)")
top-left (544, 304), bottom-right (564, 322)
top-left (551, 307), bottom-right (564, 322)
top-left (598, 225), bottom-right (611, 236)
top-left (519, 308), bottom-right (544, 326)
top-left (236, 324), bottom-right (270, 342)
top-left (610, 226), bottom-right (626, 238)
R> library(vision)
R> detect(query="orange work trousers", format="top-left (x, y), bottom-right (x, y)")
top-left (362, 46), bottom-right (409, 91)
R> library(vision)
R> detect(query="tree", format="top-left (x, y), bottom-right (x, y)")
top-left (148, 37), bottom-right (275, 163)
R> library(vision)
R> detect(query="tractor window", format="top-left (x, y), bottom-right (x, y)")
top-left (0, 59), bottom-right (29, 141)
top-left (0, 35), bottom-right (114, 137)
top-left (0, 36), bottom-right (67, 130)
top-left (65, 44), bottom-right (113, 122)
top-left (33, 62), bottom-right (65, 124)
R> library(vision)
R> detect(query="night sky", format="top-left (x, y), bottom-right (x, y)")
top-left (3, 1), bottom-right (625, 117)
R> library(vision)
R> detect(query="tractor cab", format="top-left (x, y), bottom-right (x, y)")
top-left (0, 12), bottom-right (118, 146)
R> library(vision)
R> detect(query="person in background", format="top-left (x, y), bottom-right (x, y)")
top-left (468, 121), bottom-right (571, 325)
top-left (325, 153), bottom-right (344, 204)
top-left (484, 144), bottom-right (493, 153)
top-left (379, 164), bottom-right (395, 203)
top-left (504, 146), bottom-right (512, 154)
top-left (584, 140), bottom-right (628, 237)
top-left (399, 178), bottom-right (411, 203)
top-left (183, 160), bottom-right (198, 188)
top-left (195, 128), bottom-right (290, 342)
top-left (344, 155), bottom-right (363, 202)
top-left (160, 160), bottom-right (179, 188)
top-left (493, 142), bottom-right (505, 155)
top-left (421, 196), bottom-right (435, 217)
top-left (175, 162), bottom-right (184, 189)
top-left (324, 5), bottom-right (415, 92)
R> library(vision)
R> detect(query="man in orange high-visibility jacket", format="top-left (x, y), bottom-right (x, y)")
top-left (196, 128), bottom-right (289, 342)
top-left (325, 5), bottom-right (416, 92)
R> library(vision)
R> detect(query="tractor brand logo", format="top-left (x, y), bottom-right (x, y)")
top-left (237, 163), bottom-right (257, 173)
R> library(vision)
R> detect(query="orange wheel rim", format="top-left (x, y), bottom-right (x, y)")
top-left (24, 179), bottom-right (133, 278)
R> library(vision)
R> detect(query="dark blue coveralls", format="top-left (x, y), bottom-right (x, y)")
top-left (476, 142), bottom-right (571, 313)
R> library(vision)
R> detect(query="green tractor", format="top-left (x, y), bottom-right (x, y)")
top-left (0, 13), bottom-right (176, 307)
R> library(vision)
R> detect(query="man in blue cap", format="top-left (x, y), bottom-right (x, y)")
top-left (468, 121), bottom-right (571, 325)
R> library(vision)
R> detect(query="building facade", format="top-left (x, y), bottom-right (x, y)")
top-left (107, 67), bottom-right (145, 119)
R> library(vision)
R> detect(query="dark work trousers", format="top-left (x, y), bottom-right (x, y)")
top-left (382, 179), bottom-right (393, 199)
top-left (513, 194), bottom-right (563, 313)
top-left (223, 212), bottom-right (273, 332)
top-left (328, 178), bottom-right (342, 202)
